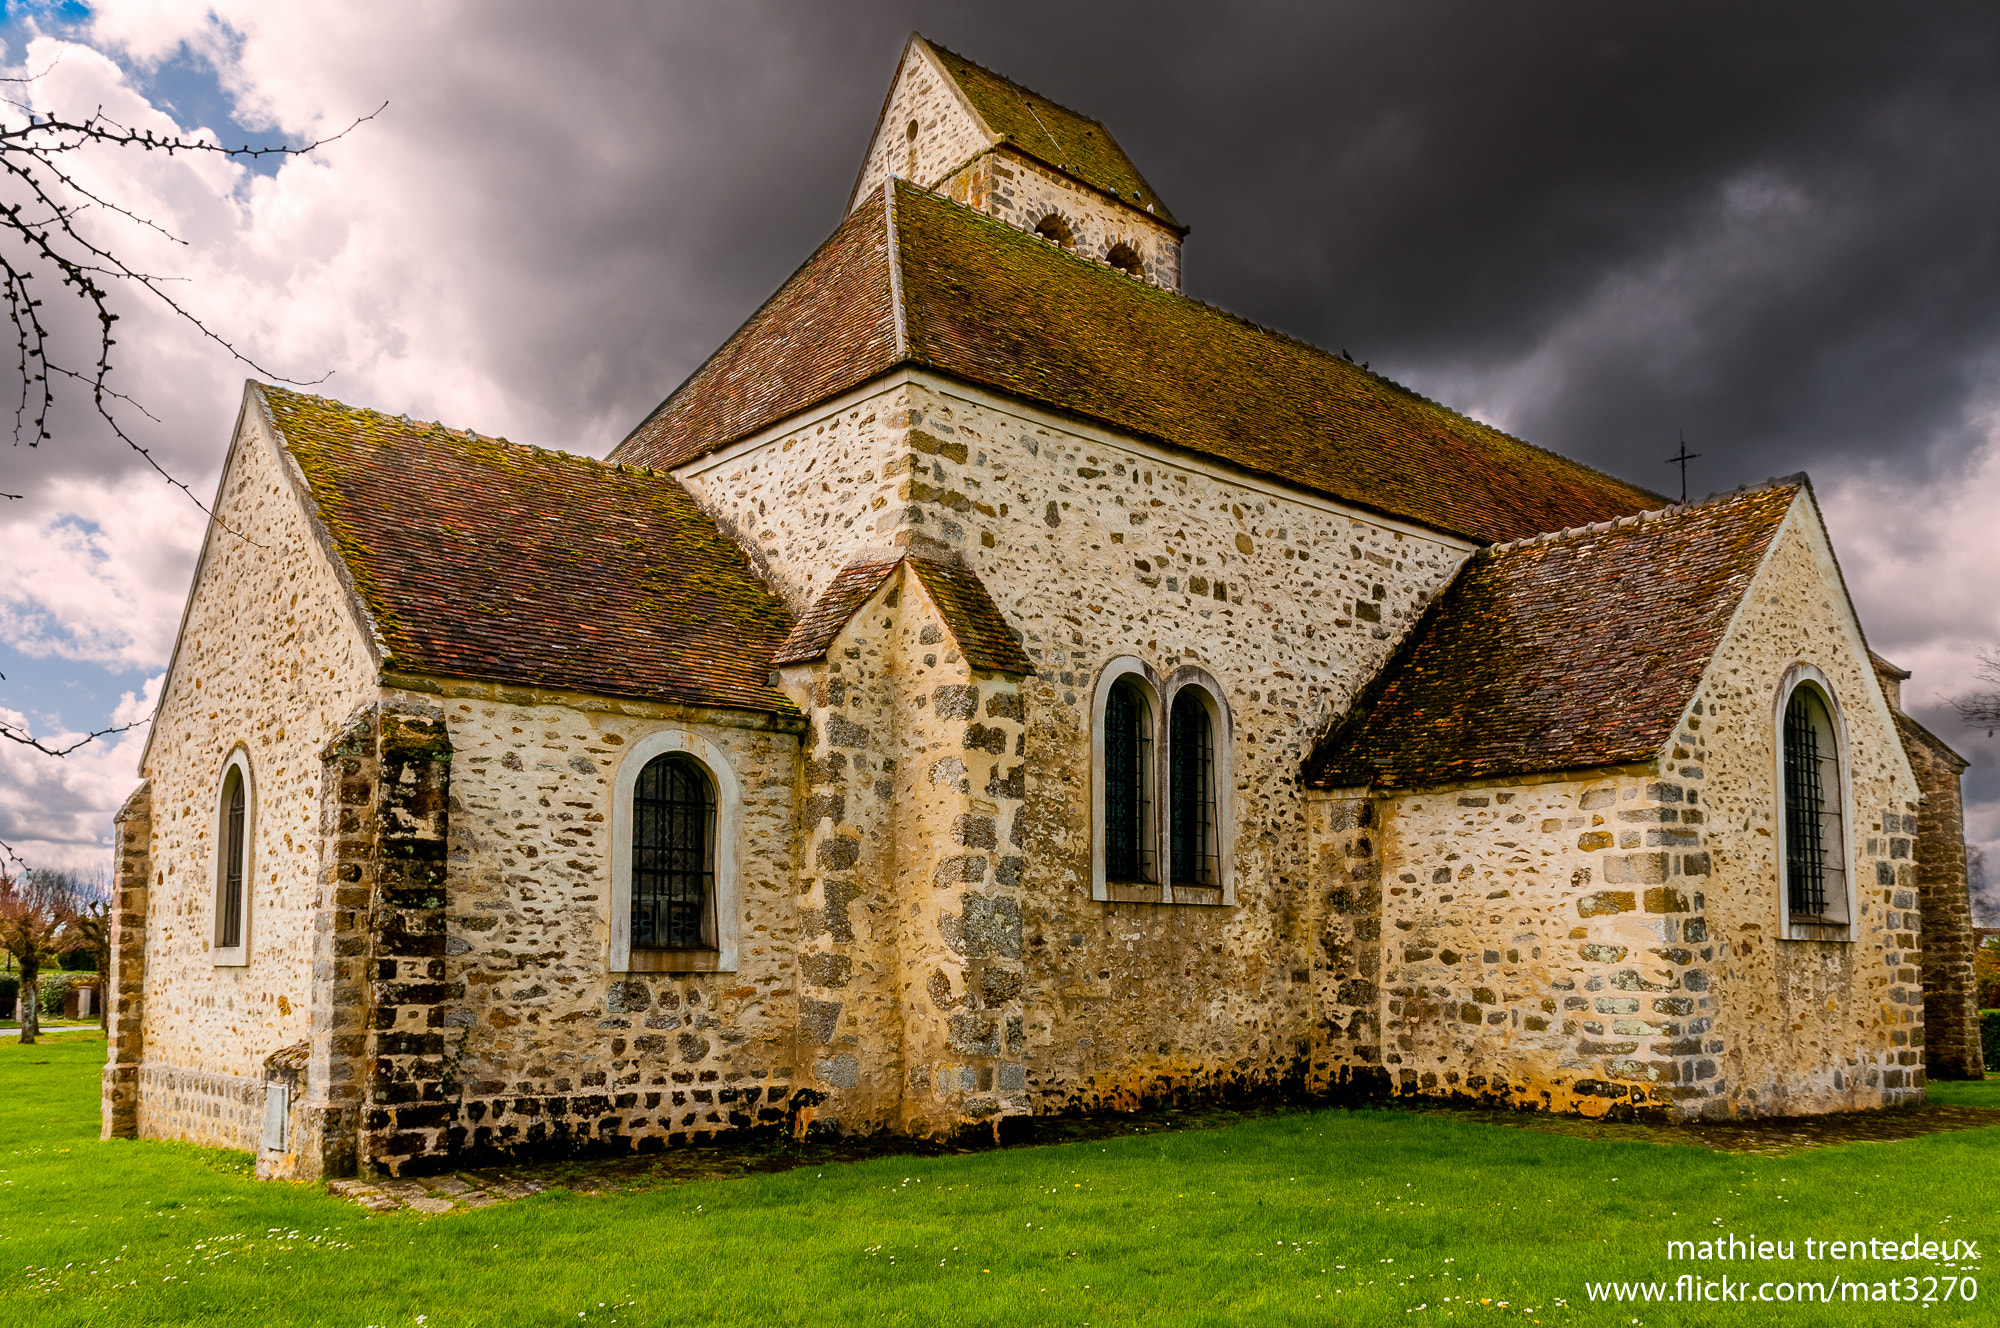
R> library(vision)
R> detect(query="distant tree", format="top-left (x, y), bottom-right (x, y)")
top-left (0, 869), bottom-right (76, 1043)
top-left (1969, 844), bottom-right (1997, 929)
top-left (60, 871), bottom-right (111, 1030)
top-left (1954, 650), bottom-right (2000, 737)
top-left (1976, 934), bottom-right (2000, 1011)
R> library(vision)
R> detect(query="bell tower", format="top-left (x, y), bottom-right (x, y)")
top-left (849, 34), bottom-right (1187, 291)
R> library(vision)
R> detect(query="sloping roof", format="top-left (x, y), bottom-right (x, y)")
top-left (917, 37), bottom-right (1179, 228)
top-left (261, 385), bottom-right (798, 715)
top-left (772, 556), bottom-right (903, 665)
top-left (616, 182), bottom-right (1663, 546)
top-left (1304, 482), bottom-right (1804, 791)
top-left (773, 551), bottom-right (1035, 675)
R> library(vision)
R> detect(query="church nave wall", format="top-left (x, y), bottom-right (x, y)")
top-left (394, 688), bottom-right (807, 1163)
top-left (128, 403), bottom-right (381, 1149)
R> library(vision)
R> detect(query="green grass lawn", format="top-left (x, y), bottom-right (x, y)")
top-left (5, 1036), bottom-right (1996, 1326)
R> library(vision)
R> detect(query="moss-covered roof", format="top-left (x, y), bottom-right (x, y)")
top-left (918, 37), bottom-right (1179, 228)
top-left (774, 551), bottom-right (1035, 675)
top-left (618, 182), bottom-right (1664, 546)
top-left (260, 384), bottom-right (797, 715)
top-left (1304, 482), bottom-right (1803, 791)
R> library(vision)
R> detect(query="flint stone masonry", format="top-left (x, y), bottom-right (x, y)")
top-left (122, 41), bottom-right (1963, 1173)
top-left (114, 399), bottom-right (382, 1152)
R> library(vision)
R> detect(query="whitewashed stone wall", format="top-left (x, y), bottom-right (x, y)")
top-left (1683, 504), bottom-right (1921, 1113)
top-left (133, 403), bottom-right (382, 1149)
top-left (684, 376), bottom-right (1472, 1115)
top-left (398, 684), bottom-right (807, 1152)
top-left (852, 45), bottom-right (991, 208)
top-left (1310, 495), bottom-right (1921, 1121)
top-left (940, 151), bottom-right (1183, 290)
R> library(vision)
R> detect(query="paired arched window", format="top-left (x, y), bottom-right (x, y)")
top-left (213, 749), bottom-right (254, 965)
top-left (1092, 660), bottom-right (1232, 904)
top-left (1105, 242), bottom-right (1144, 278)
top-left (1780, 674), bottom-right (1849, 931)
top-left (611, 729), bottom-right (739, 972)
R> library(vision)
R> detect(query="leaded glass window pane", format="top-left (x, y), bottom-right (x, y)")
top-left (633, 755), bottom-right (716, 950)
top-left (1104, 680), bottom-right (1152, 881)
top-left (220, 771), bottom-right (245, 949)
top-left (1170, 691), bottom-right (1218, 887)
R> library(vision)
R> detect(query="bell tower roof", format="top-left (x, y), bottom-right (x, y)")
top-left (848, 33), bottom-right (1182, 233)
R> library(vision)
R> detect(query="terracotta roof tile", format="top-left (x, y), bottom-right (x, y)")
top-left (906, 557), bottom-right (1036, 675)
top-left (771, 557), bottom-right (902, 665)
top-left (1304, 482), bottom-right (1803, 791)
top-left (772, 552), bottom-right (1034, 676)
top-left (919, 38), bottom-right (1180, 229)
top-left (616, 183), bottom-right (1663, 546)
top-left (262, 385), bottom-right (797, 715)
top-left (619, 191), bottom-right (899, 472)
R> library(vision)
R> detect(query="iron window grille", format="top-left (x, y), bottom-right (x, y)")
top-left (1104, 679), bottom-right (1155, 882)
top-left (1170, 691), bottom-right (1219, 888)
top-left (632, 754), bottom-right (717, 950)
top-left (1782, 686), bottom-right (1846, 921)
top-left (219, 769), bottom-right (245, 950)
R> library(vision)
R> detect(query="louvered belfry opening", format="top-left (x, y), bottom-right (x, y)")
top-left (1783, 686), bottom-right (1845, 920)
top-left (219, 769), bottom-right (245, 949)
top-left (633, 754), bottom-right (717, 950)
top-left (1170, 690), bottom-right (1218, 888)
top-left (1104, 678), bottom-right (1153, 881)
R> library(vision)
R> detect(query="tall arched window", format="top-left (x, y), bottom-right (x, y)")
top-left (632, 754), bottom-right (716, 952)
top-left (1169, 690), bottom-right (1219, 888)
top-left (611, 728), bottom-right (739, 973)
top-left (212, 748), bottom-right (254, 966)
top-left (1782, 681), bottom-right (1847, 925)
top-left (1103, 678), bottom-right (1154, 882)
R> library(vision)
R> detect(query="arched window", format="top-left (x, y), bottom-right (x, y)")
top-left (1034, 212), bottom-right (1075, 248)
top-left (610, 728), bottom-right (739, 973)
top-left (1169, 690), bottom-right (1219, 888)
top-left (632, 754), bottom-right (716, 952)
top-left (1103, 678), bottom-right (1154, 882)
top-left (1105, 242), bottom-right (1144, 277)
top-left (213, 748), bottom-right (254, 965)
top-left (1781, 680), bottom-right (1848, 927)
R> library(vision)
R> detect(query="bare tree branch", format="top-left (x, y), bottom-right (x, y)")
top-left (1953, 648), bottom-right (2000, 737)
top-left (0, 711), bottom-right (149, 757)
top-left (0, 85), bottom-right (382, 520)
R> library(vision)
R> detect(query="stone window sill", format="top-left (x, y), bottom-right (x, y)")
top-left (1782, 919), bottom-right (1854, 942)
top-left (1102, 881), bottom-right (1227, 906)
top-left (622, 948), bottom-right (726, 973)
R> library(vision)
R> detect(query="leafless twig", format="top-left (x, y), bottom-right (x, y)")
top-left (0, 711), bottom-right (149, 757)
top-left (1953, 649), bottom-right (2000, 737)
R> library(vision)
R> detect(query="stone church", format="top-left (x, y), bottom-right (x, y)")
top-left (102, 35), bottom-right (1982, 1179)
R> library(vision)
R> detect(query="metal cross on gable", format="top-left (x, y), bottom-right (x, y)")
top-left (1664, 429), bottom-right (1702, 504)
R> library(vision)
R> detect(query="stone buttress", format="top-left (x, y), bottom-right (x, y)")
top-left (779, 553), bottom-right (1031, 1137)
top-left (100, 782), bottom-right (153, 1140)
top-left (265, 701), bottom-right (455, 1180)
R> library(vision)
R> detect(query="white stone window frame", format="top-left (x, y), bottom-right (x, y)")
top-left (608, 726), bottom-right (740, 974)
top-left (1773, 662), bottom-right (1856, 942)
top-left (211, 745), bottom-right (255, 967)
top-left (1090, 656), bottom-right (1165, 902)
top-left (1161, 666), bottom-right (1236, 907)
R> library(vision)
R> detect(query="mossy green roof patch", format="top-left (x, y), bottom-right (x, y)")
top-left (261, 384), bottom-right (797, 715)
top-left (919, 37), bottom-right (1179, 228)
top-left (1305, 482), bottom-right (1803, 791)
top-left (619, 183), bottom-right (1662, 546)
